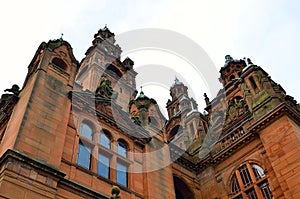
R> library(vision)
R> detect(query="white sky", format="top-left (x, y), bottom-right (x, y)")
top-left (1, 0), bottom-right (299, 113)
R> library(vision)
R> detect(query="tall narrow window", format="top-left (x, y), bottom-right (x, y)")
top-left (117, 140), bottom-right (128, 158)
top-left (239, 164), bottom-right (252, 187)
top-left (98, 151), bottom-right (110, 178)
top-left (77, 141), bottom-right (92, 169)
top-left (80, 123), bottom-right (93, 140)
top-left (117, 161), bottom-right (128, 187)
top-left (249, 76), bottom-right (258, 92)
top-left (259, 181), bottom-right (273, 199)
top-left (231, 174), bottom-right (241, 194)
top-left (100, 131), bottom-right (111, 149)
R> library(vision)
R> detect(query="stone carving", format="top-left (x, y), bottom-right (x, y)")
top-left (95, 75), bottom-right (118, 99)
top-left (110, 186), bottom-right (121, 199)
top-left (1, 84), bottom-right (20, 101)
top-left (226, 96), bottom-right (248, 123)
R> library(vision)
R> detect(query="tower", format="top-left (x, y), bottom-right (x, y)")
top-left (76, 26), bottom-right (137, 110)
top-left (165, 78), bottom-right (206, 150)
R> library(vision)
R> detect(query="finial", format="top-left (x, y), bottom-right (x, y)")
top-left (174, 76), bottom-right (180, 84)
top-left (246, 58), bottom-right (253, 66)
top-left (225, 55), bottom-right (233, 63)
top-left (60, 33), bottom-right (64, 41)
top-left (140, 86), bottom-right (143, 92)
top-left (204, 93), bottom-right (210, 106)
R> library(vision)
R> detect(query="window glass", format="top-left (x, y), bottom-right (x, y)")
top-left (246, 188), bottom-right (258, 199)
top-left (100, 131), bottom-right (110, 149)
top-left (80, 123), bottom-right (93, 140)
top-left (239, 164), bottom-right (253, 187)
top-left (77, 141), bottom-right (91, 169)
top-left (117, 161), bottom-right (128, 187)
top-left (98, 152), bottom-right (110, 178)
top-left (117, 140), bottom-right (127, 157)
top-left (251, 164), bottom-right (265, 180)
top-left (231, 174), bottom-right (241, 194)
top-left (259, 181), bottom-right (273, 199)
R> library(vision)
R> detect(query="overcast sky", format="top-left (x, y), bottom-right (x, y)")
top-left (1, 0), bottom-right (299, 112)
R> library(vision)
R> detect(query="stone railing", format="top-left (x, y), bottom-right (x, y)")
top-left (219, 128), bottom-right (246, 150)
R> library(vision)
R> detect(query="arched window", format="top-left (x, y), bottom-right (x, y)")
top-left (80, 123), bottom-right (93, 140)
top-left (99, 130), bottom-right (111, 149)
top-left (106, 64), bottom-right (122, 78)
top-left (173, 175), bottom-right (195, 199)
top-left (230, 162), bottom-right (273, 199)
top-left (117, 139), bottom-right (128, 158)
top-left (249, 76), bottom-right (258, 93)
top-left (169, 125), bottom-right (183, 140)
top-left (52, 57), bottom-right (67, 71)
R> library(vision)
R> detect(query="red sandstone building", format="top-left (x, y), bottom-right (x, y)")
top-left (0, 27), bottom-right (300, 199)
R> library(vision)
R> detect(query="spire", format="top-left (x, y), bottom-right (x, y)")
top-left (172, 76), bottom-right (183, 87)
top-left (136, 86), bottom-right (149, 100)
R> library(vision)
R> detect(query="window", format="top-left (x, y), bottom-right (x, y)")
top-left (117, 140), bottom-right (128, 158)
top-left (52, 57), bottom-right (67, 71)
top-left (249, 76), bottom-right (258, 92)
top-left (77, 141), bottom-right (92, 169)
top-left (251, 163), bottom-right (265, 180)
top-left (246, 188), bottom-right (258, 199)
top-left (231, 174), bottom-right (241, 194)
top-left (80, 123), bottom-right (93, 140)
top-left (172, 107), bottom-right (176, 116)
top-left (230, 162), bottom-right (273, 199)
top-left (117, 161), bottom-right (128, 187)
top-left (98, 151), bottom-right (110, 178)
top-left (259, 181), bottom-right (273, 199)
top-left (77, 123), bottom-right (93, 170)
top-left (238, 164), bottom-right (252, 187)
top-left (100, 131), bottom-right (111, 149)
top-left (76, 122), bottom-right (131, 187)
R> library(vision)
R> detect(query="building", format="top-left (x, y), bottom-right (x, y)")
top-left (0, 26), bottom-right (300, 199)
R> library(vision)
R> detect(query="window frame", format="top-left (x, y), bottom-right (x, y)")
top-left (116, 158), bottom-right (129, 187)
top-left (230, 162), bottom-right (273, 199)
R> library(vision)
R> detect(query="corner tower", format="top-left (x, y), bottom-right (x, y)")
top-left (0, 38), bottom-right (79, 167)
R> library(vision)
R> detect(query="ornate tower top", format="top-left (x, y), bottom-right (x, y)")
top-left (93, 25), bottom-right (116, 44)
top-left (170, 77), bottom-right (188, 100)
top-left (219, 55), bottom-right (247, 86)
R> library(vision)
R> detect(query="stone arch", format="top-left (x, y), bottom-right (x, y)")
top-left (51, 57), bottom-right (68, 71)
top-left (226, 159), bottom-right (268, 193)
top-left (173, 175), bottom-right (195, 199)
top-left (106, 64), bottom-right (122, 78)
top-left (169, 125), bottom-right (183, 139)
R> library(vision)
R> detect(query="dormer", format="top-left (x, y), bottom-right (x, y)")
top-left (129, 90), bottom-right (166, 130)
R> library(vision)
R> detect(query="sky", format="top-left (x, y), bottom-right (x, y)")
top-left (1, 0), bottom-right (299, 113)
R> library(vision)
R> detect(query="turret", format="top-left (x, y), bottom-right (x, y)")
top-left (75, 26), bottom-right (138, 110)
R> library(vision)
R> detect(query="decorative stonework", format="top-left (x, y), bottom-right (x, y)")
top-left (95, 75), bottom-right (118, 99)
